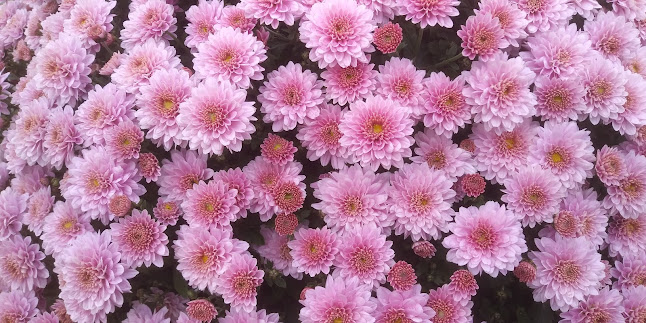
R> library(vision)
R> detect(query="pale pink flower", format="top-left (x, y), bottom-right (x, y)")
top-left (238, 0), bottom-right (304, 28)
top-left (109, 209), bottom-right (169, 268)
top-left (375, 57), bottom-right (425, 118)
top-left (399, 0), bottom-right (460, 28)
top-left (75, 83), bottom-right (135, 147)
top-left (457, 13), bottom-right (506, 61)
top-left (296, 104), bottom-right (352, 169)
top-left (185, 0), bottom-right (223, 51)
top-left (411, 130), bottom-right (476, 180)
top-left (121, 0), bottom-right (177, 50)
top-left (214, 253), bottom-right (264, 312)
top-left (421, 72), bottom-right (471, 137)
top-left (288, 227), bottom-right (339, 276)
top-left (181, 180), bottom-right (239, 231)
top-left (585, 11), bottom-right (640, 61)
top-left (299, 276), bottom-right (375, 323)
top-left (322, 61), bottom-right (377, 106)
top-left (477, 0), bottom-right (528, 47)
top-left (112, 40), bottom-right (181, 93)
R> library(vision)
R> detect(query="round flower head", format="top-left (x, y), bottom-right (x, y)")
top-left (138, 153), bottom-right (161, 183)
top-left (514, 261), bottom-right (536, 283)
top-left (109, 209), bottom-right (169, 268)
top-left (399, 0), bottom-right (460, 28)
top-left (64, 0), bottom-right (116, 52)
top-left (585, 11), bottom-right (640, 61)
top-left (548, 188), bottom-right (608, 248)
top-left (0, 235), bottom-right (48, 292)
top-left (23, 186), bottom-right (54, 236)
top-left (533, 76), bottom-right (588, 122)
top-left (611, 254), bottom-right (646, 291)
top-left (623, 47), bottom-right (646, 79)
top-left (109, 195), bottom-right (131, 217)
top-left (182, 180), bottom-right (239, 230)
top-left (299, 276), bottom-right (376, 323)
top-left (602, 152), bottom-right (646, 219)
top-left (528, 236), bottom-right (605, 312)
top-left (421, 72), bottom-right (471, 137)
top-left (477, 0), bottom-right (528, 48)
top-left (412, 240), bottom-right (436, 258)
top-left (136, 68), bottom-right (192, 151)
top-left (502, 167), bottom-right (565, 227)
top-left (299, 0), bottom-right (375, 69)
top-left (297, 104), bottom-right (351, 169)
top-left (112, 39), bottom-right (181, 93)
top-left (459, 173), bottom-right (486, 198)
top-left (123, 302), bottom-right (171, 323)
top-left (339, 95), bottom-right (415, 171)
top-left (607, 213), bottom-right (646, 258)
top-left (258, 62), bottom-right (324, 131)
top-left (527, 121), bottom-right (595, 190)
top-left (449, 269), bottom-right (479, 301)
top-left (623, 286), bottom-right (646, 323)
top-left (312, 165), bottom-right (391, 232)
top-left (76, 83), bottom-right (135, 147)
top-left (0, 188), bottom-right (28, 241)
top-left (257, 226), bottom-right (302, 279)
top-left (121, 0), bottom-right (177, 50)
top-left (334, 225), bottom-right (395, 288)
top-left (373, 22), bottom-right (402, 54)
top-left (387, 261), bottom-right (417, 291)
top-left (158, 149), bottom-right (214, 203)
top-left (177, 78), bottom-right (256, 155)
top-left (40, 201), bottom-right (92, 256)
top-left (559, 287), bottom-right (624, 322)
top-left (443, 201), bottom-right (528, 277)
top-left (104, 118), bottom-right (143, 161)
top-left (220, 308), bottom-right (280, 323)
top-left (612, 72), bottom-right (646, 136)
top-left (371, 285), bottom-right (434, 322)
top-left (457, 12), bottom-right (506, 61)
top-left (579, 55), bottom-right (628, 125)
top-left (274, 213), bottom-right (298, 236)
top-left (375, 57), bottom-right (425, 118)
top-left (0, 290), bottom-right (38, 323)
top-left (63, 146), bottom-right (145, 224)
top-left (43, 106), bottom-right (82, 170)
top-left (411, 130), bottom-right (476, 180)
top-left (271, 180), bottom-right (306, 215)
top-left (216, 5), bottom-right (258, 33)
top-left (0, 7), bottom-right (28, 48)
top-left (212, 168), bottom-right (255, 220)
top-left (185, 0), bottom-right (223, 51)
top-left (238, 0), bottom-right (304, 29)
top-left (5, 98), bottom-right (50, 168)
top-left (463, 53), bottom-right (537, 134)
top-left (426, 285), bottom-right (474, 323)
top-left (289, 227), bottom-right (339, 276)
top-left (173, 225), bottom-right (249, 293)
top-left (215, 253), bottom-right (264, 312)
top-left (186, 299), bottom-right (216, 322)
top-left (515, 0), bottom-right (572, 33)
top-left (153, 200), bottom-right (182, 226)
top-left (260, 134), bottom-right (297, 166)
top-left (193, 27), bottom-right (266, 89)
top-left (519, 24), bottom-right (592, 79)
top-left (389, 163), bottom-right (456, 241)
top-left (595, 145), bottom-right (626, 187)
top-left (54, 231), bottom-right (138, 323)
top-left (322, 61), bottom-right (377, 106)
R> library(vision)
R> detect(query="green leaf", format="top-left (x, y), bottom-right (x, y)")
top-left (173, 269), bottom-right (190, 299)
top-left (274, 276), bottom-right (287, 289)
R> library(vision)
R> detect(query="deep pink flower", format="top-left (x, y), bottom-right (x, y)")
top-left (108, 195), bottom-right (131, 218)
top-left (288, 227), bottom-right (339, 276)
top-left (153, 200), bottom-right (182, 226)
top-left (459, 173), bottom-right (486, 198)
top-left (274, 213), bottom-right (298, 236)
top-left (387, 261), bottom-right (417, 291)
top-left (412, 241), bottom-right (436, 258)
top-left (186, 299), bottom-right (217, 322)
top-left (373, 22), bottom-right (402, 53)
top-left (138, 153), bottom-right (161, 183)
top-left (514, 261), bottom-right (536, 283)
top-left (449, 269), bottom-right (479, 302)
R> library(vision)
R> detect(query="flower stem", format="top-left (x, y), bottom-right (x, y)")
top-left (433, 53), bottom-right (464, 68)
top-left (413, 27), bottom-right (425, 62)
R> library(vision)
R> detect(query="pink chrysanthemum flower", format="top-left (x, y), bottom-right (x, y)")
top-left (299, 276), bottom-right (375, 323)
top-left (412, 240), bottom-right (436, 258)
top-left (514, 261), bottom-right (537, 283)
top-left (623, 286), bottom-right (646, 323)
top-left (515, 0), bottom-right (572, 33)
top-left (136, 68), bottom-right (191, 151)
top-left (63, 0), bottom-right (116, 53)
top-left (463, 53), bottom-right (537, 134)
top-left (607, 213), bottom-right (646, 258)
top-left (296, 104), bottom-right (351, 169)
top-left (0, 290), bottom-right (38, 323)
top-left (528, 236), bottom-right (605, 312)
top-left (376, 57), bottom-right (425, 118)
top-left (288, 227), bottom-right (339, 276)
top-left (193, 27), bottom-right (266, 89)
top-left (334, 225), bottom-right (395, 288)
top-left (411, 130), bottom-right (476, 180)
top-left (585, 11), bottom-right (640, 61)
top-left (212, 168), bottom-right (255, 220)
top-left (387, 261), bottom-right (417, 291)
top-left (274, 213), bottom-right (298, 236)
top-left (612, 72), bottom-right (646, 136)
top-left (459, 173), bottom-right (486, 198)
top-left (257, 226), bottom-right (303, 279)
top-left (457, 13), bottom-right (505, 61)
top-left (533, 76), bottom-right (588, 122)
top-left (373, 22), bottom-right (402, 53)
top-left (371, 285), bottom-right (434, 322)
top-left (76, 83), bottom-right (135, 147)
top-left (443, 201), bottom-right (527, 277)
top-left (339, 95), bottom-right (415, 171)
top-left (108, 195), bottom-right (131, 217)
top-left (611, 0), bottom-right (646, 20)
top-left (477, 0), bottom-right (528, 47)
top-left (239, 0), bottom-right (304, 29)
top-left (186, 299), bottom-right (217, 322)
top-left (271, 181), bottom-right (306, 215)
top-left (109, 209), bottom-right (169, 268)
top-left (30, 312), bottom-right (61, 323)
top-left (0, 188), bottom-right (29, 241)
top-left (0, 235), bottom-right (48, 292)
top-left (54, 232), bottom-right (138, 323)
top-left (182, 180), bottom-right (239, 231)
top-left (421, 72), bottom-right (471, 137)
top-left (153, 200), bottom-right (182, 226)
top-left (595, 145), bottom-right (627, 186)
top-left (623, 46), bottom-right (646, 79)
top-left (312, 165), bottom-right (391, 232)
top-left (158, 150), bottom-right (214, 203)
top-left (178, 78), bottom-right (256, 155)
top-left (426, 285), bottom-right (474, 323)
top-left (355, 0), bottom-right (396, 23)
top-left (299, 0), bottom-right (375, 69)
top-left (173, 225), bottom-right (249, 293)
top-left (216, 5), bottom-right (258, 33)
top-left (258, 62), bottom-right (324, 131)
top-left (0, 8), bottom-right (28, 49)
top-left (611, 254), bottom-right (646, 291)
top-left (112, 40), bottom-right (181, 93)
top-left (559, 287), bottom-right (624, 322)
top-left (43, 106), bottom-right (82, 170)
top-left (40, 201), bottom-right (92, 256)
top-left (123, 302), bottom-right (170, 323)
top-left (449, 269), bottom-right (479, 302)
top-left (215, 253), bottom-right (264, 312)
top-left (603, 152), bottom-right (646, 219)
top-left (579, 54), bottom-right (628, 125)
top-left (527, 121), bottom-right (595, 190)
top-left (547, 188), bottom-right (608, 248)
top-left (501, 167), bottom-right (565, 228)
top-left (519, 24), bottom-right (592, 79)
top-left (104, 118), bottom-right (144, 161)
top-left (389, 163), bottom-right (455, 241)
top-left (185, 0), bottom-right (223, 51)
top-left (260, 134), bottom-right (297, 166)
top-left (4, 98), bottom-right (50, 168)
top-left (121, 0), bottom-right (177, 50)
top-left (322, 61), bottom-right (377, 106)
top-left (399, 0), bottom-right (460, 28)
top-left (220, 308), bottom-right (280, 323)
top-left (138, 153), bottom-right (161, 183)
top-left (24, 186), bottom-right (54, 236)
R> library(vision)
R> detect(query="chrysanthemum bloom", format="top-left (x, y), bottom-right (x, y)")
top-left (411, 130), bottom-right (476, 181)
top-left (595, 145), bottom-right (626, 187)
top-left (501, 167), bottom-right (564, 227)
top-left (444, 201), bottom-right (527, 277)
top-left (533, 76), bottom-right (588, 122)
top-left (215, 5), bottom-right (258, 33)
top-left (373, 22), bottom-right (402, 53)
top-left (99, 52), bottom-right (122, 76)
top-left (123, 302), bottom-right (170, 323)
top-left (212, 168), bottom-right (255, 220)
top-left (193, 27), bottom-right (266, 88)
top-left (459, 173), bottom-right (486, 198)
top-left (215, 253), bottom-right (264, 312)
top-left (220, 308), bottom-right (280, 323)
top-left (334, 225), bottom-right (395, 288)
top-left (76, 83), bottom-right (135, 147)
top-left (40, 201), bottom-right (92, 256)
top-left (108, 195), bottom-right (131, 217)
top-left (527, 236), bottom-right (605, 312)
top-left (239, 0), bottom-right (304, 29)
top-left (322, 62), bottom-right (377, 106)
top-left (173, 225), bottom-right (249, 293)
top-left (603, 152), bottom-right (646, 219)
top-left (421, 72), bottom-right (471, 137)
top-left (9, 166), bottom-right (52, 196)
top-left (186, 299), bottom-right (217, 322)
top-left (548, 188), bottom-right (608, 247)
top-left (527, 121), bottom-right (595, 190)
top-left (182, 180), bottom-right (239, 230)
top-left (515, 0), bottom-right (572, 33)
top-left (121, 0), bottom-right (177, 50)
top-left (136, 68), bottom-right (191, 151)
top-left (463, 53), bottom-right (537, 133)
top-left (63, 146), bottom-right (145, 224)
top-left (288, 227), bottom-right (339, 276)
top-left (449, 269), bottom-right (479, 301)
top-left (399, 0), bottom-right (459, 28)
top-left (257, 226), bottom-right (303, 279)
top-left (271, 181), bottom-right (306, 214)
top-left (375, 57), bottom-right (425, 118)
top-left (299, 0), bottom-right (375, 68)
top-left (607, 213), bottom-right (646, 258)
top-left (0, 7), bottom-right (28, 49)
top-left (312, 165), bottom-right (391, 232)
top-left (412, 241), bottom-right (436, 258)
top-left (30, 312), bottom-right (61, 323)
top-left (476, 0), bottom-right (528, 48)
top-left (153, 200), bottom-right (182, 226)
top-left (63, 0), bottom-right (116, 52)
top-left (426, 285), bottom-right (474, 323)
top-left (112, 40), bottom-right (181, 93)
top-left (51, 299), bottom-right (73, 323)
top-left (4, 98), bottom-right (50, 168)
top-left (55, 232), bottom-right (137, 323)
top-left (0, 235), bottom-right (48, 292)
top-left (389, 163), bottom-right (456, 241)
top-left (0, 187), bottom-right (28, 241)
top-left (386, 261), bottom-right (417, 291)
top-left (623, 47), bottom-right (646, 79)
top-left (0, 290), bottom-right (38, 323)
top-left (138, 153), bottom-right (161, 183)
top-left (559, 287), bottom-right (624, 323)
top-left (42, 106), bottom-right (82, 170)
top-left (339, 95), bottom-right (415, 170)
top-left (109, 209), bottom-right (169, 268)
top-left (185, 0), bottom-right (223, 51)
top-left (259, 62), bottom-right (324, 131)
top-left (579, 55), bottom-right (628, 125)
top-left (611, 255), bottom-right (646, 291)
top-left (104, 118), bottom-right (143, 161)
top-left (612, 73), bottom-right (646, 136)
top-left (371, 285), bottom-right (434, 322)
top-left (623, 286), bottom-right (646, 323)
top-left (178, 78), bottom-right (256, 155)
top-left (585, 11), bottom-right (640, 61)
top-left (23, 186), bottom-right (54, 236)
top-left (299, 276), bottom-right (376, 323)
top-left (458, 13), bottom-right (505, 61)
top-left (158, 149), bottom-right (214, 203)
top-left (260, 134), bottom-right (297, 166)
top-left (514, 261), bottom-right (536, 283)
top-left (274, 213), bottom-right (298, 236)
